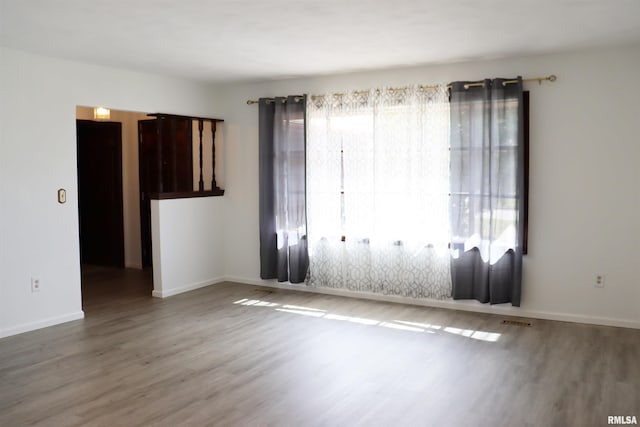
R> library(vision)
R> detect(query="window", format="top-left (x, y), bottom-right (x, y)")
top-left (306, 87), bottom-right (451, 250)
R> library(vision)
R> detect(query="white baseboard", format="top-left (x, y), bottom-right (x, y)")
top-left (152, 277), bottom-right (226, 298)
top-left (0, 311), bottom-right (85, 339)
top-left (222, 275), bottom-right (640, 330)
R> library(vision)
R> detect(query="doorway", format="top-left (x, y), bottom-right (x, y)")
top-left (76, 119), bottom-right (125, 267)
top-left (76, 107), bottom-right (153, 311)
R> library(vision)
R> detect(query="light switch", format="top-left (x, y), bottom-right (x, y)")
top-left (57, 188), bottom-right (66, 204)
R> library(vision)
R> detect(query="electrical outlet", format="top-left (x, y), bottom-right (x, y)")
top-left (595, 274), bottom-right (605, 288)
top-left (31, 277), bottom-right (41, 292)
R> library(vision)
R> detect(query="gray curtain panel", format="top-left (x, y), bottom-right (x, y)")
top-left (449, 78), bottom-right (525, 306)
top-left (259, 95), bottom-right (309, 283)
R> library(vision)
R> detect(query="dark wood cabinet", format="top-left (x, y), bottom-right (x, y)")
top-left (138, 116), bottom-right (194, 267)
top-left (139, 117), bottom-right (193, 194)
top-left (138, 113), bottom-right (224, 268)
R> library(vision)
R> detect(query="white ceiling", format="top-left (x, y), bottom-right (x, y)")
top-left (2, 0), bottom-right (640, 83)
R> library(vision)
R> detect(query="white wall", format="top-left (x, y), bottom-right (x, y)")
top-left (218, 45), bottom-right (640, 328)
top-left (76, 107), bottom-right (148, 269)
top-left (0, 47), bottom-right (223, 338)
top-left (151, 197), bottom-right (225, 298)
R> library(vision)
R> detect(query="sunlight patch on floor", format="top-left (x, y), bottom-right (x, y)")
top-left (233, 298), bottom-right (279, 307)
top-left (276, 308), bottom-right (326, 317)
top-left (233, 296), bottom-right (501, 342)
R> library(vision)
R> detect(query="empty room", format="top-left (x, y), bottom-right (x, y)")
top-left (1, 1), bottom-right (639, 426)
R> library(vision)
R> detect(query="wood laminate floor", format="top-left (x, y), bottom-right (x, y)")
top-left (1, 266), bottom-right (638, 427)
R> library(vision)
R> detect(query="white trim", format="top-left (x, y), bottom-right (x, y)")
top-left (152, 277), bottom-right (226, 298)
top-left (222, 275), bottom-right (640, 330)
top-left (0, 311), bottom-right (85, 339)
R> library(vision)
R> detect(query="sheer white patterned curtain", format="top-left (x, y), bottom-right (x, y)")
top-left (306, 85), bottom-right (452, 299)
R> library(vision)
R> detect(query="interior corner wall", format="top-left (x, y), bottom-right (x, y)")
top-left (217, 44), bottom-right (640, 328)
top-left (0, 47), bottom-right (223, 338)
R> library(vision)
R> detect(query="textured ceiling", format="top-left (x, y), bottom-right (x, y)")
top-left (2, 0), bottom-right (640, 83)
